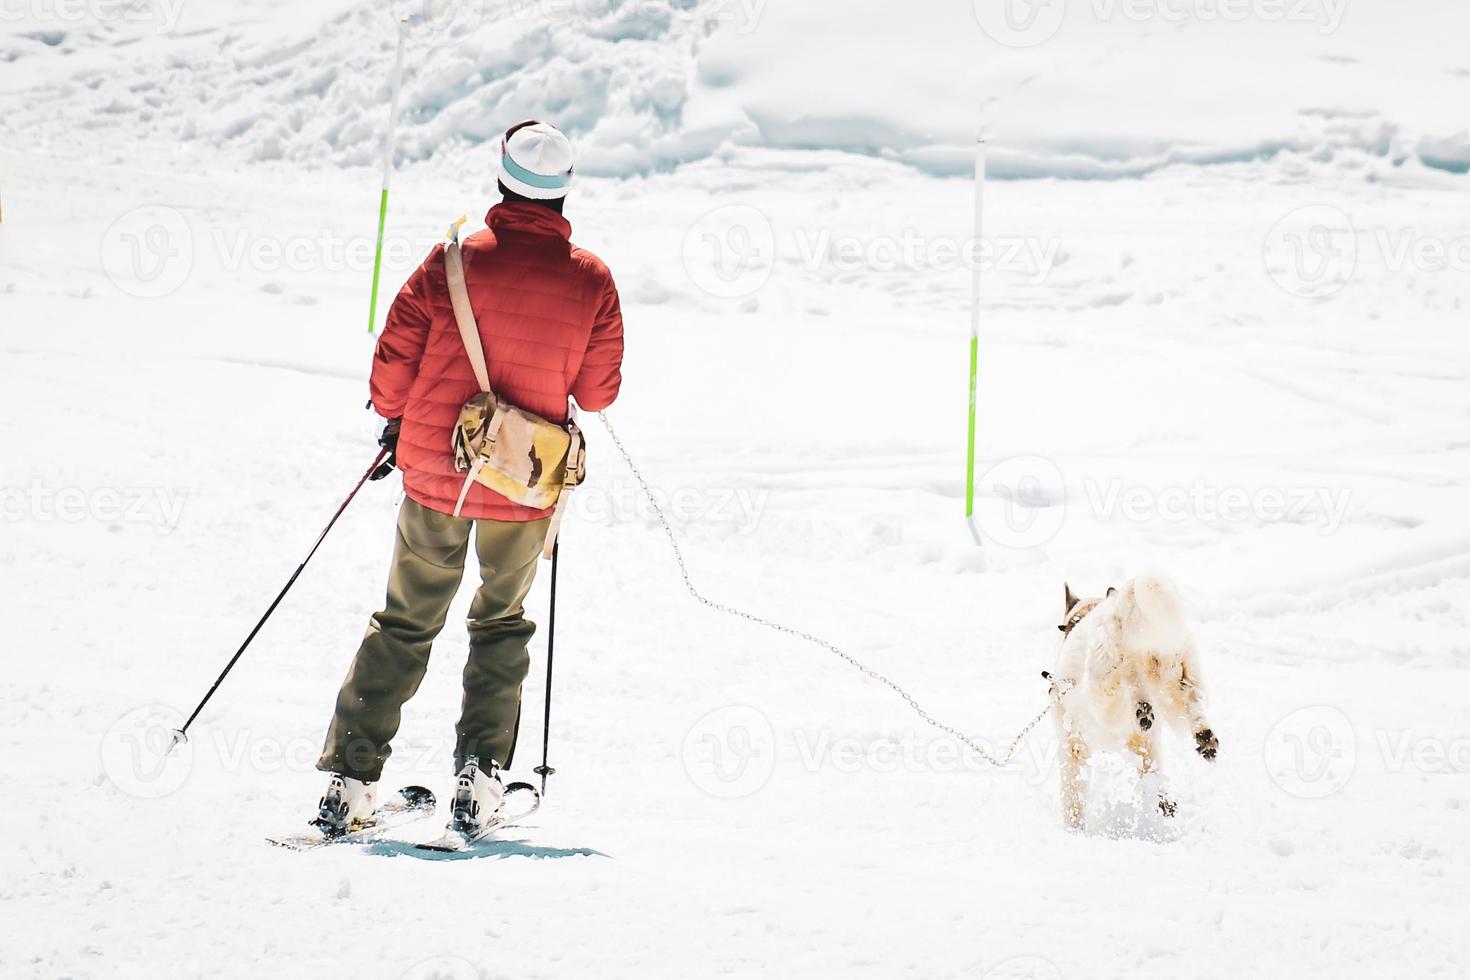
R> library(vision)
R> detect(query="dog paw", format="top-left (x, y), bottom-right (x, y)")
top-left (1195, 728), bottom-right (1219, 761)
top-left (1158, 795), bottom-right (1178, 818)
top-left (1135, 701), bottom-right (1154, 731)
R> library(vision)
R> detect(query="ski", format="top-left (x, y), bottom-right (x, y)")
top-left (268, 785), bottom-right (436, 850)
top-left (414, 780), bottom-right (541, 853)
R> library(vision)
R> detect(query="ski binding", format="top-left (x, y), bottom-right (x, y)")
top-left (268, 785), bottom-right (437, 850)
top-left (414, 780), bottom-right (541, 853)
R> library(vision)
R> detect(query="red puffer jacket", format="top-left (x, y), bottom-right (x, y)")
top-left (369, 202), bottom-right (624, 521)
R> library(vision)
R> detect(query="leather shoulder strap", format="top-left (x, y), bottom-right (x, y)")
top-left (445, 239), bottom-right (492, 394)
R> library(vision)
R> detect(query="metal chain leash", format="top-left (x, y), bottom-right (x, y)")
top-left (596, 412), bottom-right (1062, 768)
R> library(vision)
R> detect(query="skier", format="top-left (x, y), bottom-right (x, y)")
top-left (314, 120), bottom-right (624, 835)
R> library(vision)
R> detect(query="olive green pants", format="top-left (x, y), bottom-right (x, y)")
top-left (317, 497), bottom-right (549, 783)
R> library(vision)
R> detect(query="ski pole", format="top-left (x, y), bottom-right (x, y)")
top-left (532, 541), bottom-right (560, 795)
top-left (367, 18), bottom-right (409, 335)
top-left (167, 448), bottom-right (390, 754)
top-left (965, 137), bottom-right (986, 546)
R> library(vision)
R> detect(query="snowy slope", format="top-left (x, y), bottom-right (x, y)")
top-left (6, 0), bottom-right (1470, 178)
top-left (3, 2), bottom-right (1470, 979)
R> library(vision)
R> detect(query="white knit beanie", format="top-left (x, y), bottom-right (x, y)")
top-left (498, 120), bottom-right (575, 200)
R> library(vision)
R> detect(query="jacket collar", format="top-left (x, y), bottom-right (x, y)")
top-left (486, 201), bottom-right (571, 240)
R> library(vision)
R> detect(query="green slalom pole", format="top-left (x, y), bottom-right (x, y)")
top-left (368, 19), bottom-right (409, 335)
top-left (965, 138), bottom-right (987, 544)
top-left (367, 187), bottom-right (391, 333)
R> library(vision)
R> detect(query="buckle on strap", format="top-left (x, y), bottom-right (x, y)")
top-left (564, 423), bottom-right (585, 487)
top-left (485, 399), bottom-right (509, 443)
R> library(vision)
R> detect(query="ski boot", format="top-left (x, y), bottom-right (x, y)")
top-left (450, 758), bottom-right (505, 835)
top-left (315, 774), bottom-right (378, 834)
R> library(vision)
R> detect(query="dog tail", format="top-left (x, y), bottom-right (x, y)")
top-left (1131, 572), bottom-right (1186, 634)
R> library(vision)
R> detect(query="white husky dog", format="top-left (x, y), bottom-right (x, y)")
top-left (1045, 574), bottom-right (1218, 830)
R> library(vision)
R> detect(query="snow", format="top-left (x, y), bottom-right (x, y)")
top-left (3, 1), bottom-right (1469, 978)
top-left (8, 0), bottom-right (1470, 179)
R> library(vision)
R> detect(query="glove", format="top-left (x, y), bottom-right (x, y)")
top-left (370, 418), bottom-right (402, 481)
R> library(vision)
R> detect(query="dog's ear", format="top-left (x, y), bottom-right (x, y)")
top-left (1106, 586), bottom-right (1117, 597)
top-left (1064, 582), bottom-right (1079, 613)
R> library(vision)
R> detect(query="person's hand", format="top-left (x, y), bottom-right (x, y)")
top-left (370, 418), bottom-right (402, 481)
